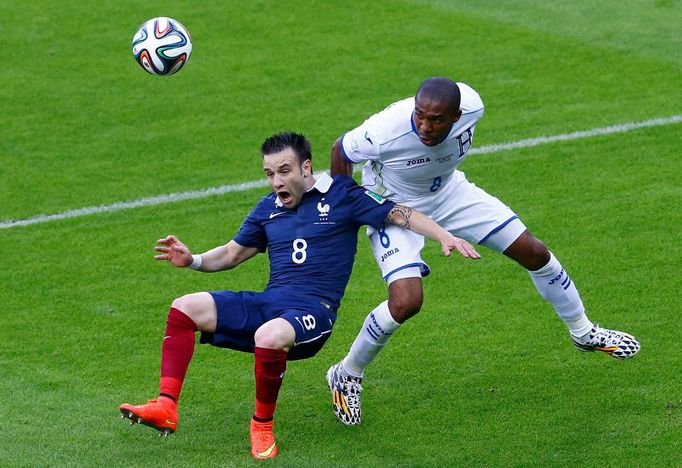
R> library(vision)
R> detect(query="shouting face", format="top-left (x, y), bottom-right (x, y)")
top-left (263, 147), bottom-right (314, 209)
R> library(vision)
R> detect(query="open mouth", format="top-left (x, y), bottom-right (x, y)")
top-left (277, 191), bottom-right (292, 204)
top-left (419, 134), bottom-right (432, 145)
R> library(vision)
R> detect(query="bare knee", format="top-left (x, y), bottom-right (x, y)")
top-left (171, 294), bottom-right (201, 318)
top-left (254, 318), bottom-right (295, 351)
top-left (503, 230), bottom-right (551, 271)
top-left (387, 277), bottom-right (424, 323)
top-left (171, 292), bottom-right (216, 332)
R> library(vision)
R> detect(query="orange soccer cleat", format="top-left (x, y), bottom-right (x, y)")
top-left (119, 398), bottom-right (178, 437)
top-left (250, 418), bottom-right (278, 459)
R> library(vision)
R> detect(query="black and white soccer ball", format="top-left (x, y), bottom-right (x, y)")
top-left (132, 17), bottom-right (192, 76)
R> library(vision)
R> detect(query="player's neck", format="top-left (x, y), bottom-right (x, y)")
top-left (304, 174), bottom-right (316, 191)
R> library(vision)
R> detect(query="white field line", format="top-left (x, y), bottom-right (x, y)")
top-left (468, 114), bottom-right (682, 155)
top-left (2, 114), bottom-right (681, 230)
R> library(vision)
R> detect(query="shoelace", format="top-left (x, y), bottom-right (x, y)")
top-left (343, 381), bottom-right (362, 407)
top-left (345, 394), bottom-right (361, 412)
top-left (254, 423), bottom-right (274, 443)
top-left (344, 377), bottom-right (362, 393)
top-left (593, 327), bottom-right (622, 345)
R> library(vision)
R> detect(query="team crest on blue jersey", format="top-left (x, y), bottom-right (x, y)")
top-left (315, 199), bottom-right (335, 225)
top-left (364, 190), bottom-right (386, 204)
top-left (317, 202), bottom-right (330, 217)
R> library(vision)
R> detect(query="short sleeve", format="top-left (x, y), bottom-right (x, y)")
top-left (233, 204), bottom-right (268, 252)
top-left (339, 118), bottom-right (382, 164)
top-left (341, 177), bottom-right (395, 227)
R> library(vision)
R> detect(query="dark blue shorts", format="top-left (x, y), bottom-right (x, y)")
top-left (199, 289), bottom-right (337, 361)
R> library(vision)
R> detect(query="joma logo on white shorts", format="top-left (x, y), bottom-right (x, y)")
top-left (381, 247), bottom-right (400, 262)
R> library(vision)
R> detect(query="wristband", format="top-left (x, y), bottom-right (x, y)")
top-left (188, 254), bottom-right (202, 270)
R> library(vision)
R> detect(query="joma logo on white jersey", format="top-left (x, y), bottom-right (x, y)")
top-left (406, 157), bottom-right (431, 167)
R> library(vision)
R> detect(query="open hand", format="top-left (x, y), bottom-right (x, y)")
top-left (441, 235), bottom-right (481, 259)
top-left (154, 235), bottom-right (193, 267)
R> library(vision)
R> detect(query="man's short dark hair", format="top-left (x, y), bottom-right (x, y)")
top-left (260, 131), bottom-right (312, 165)
top-left (416, 77), bottom-right (461, 113)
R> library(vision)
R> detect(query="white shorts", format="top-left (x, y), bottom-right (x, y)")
top-left (367, 170), bottom-right (527, 283)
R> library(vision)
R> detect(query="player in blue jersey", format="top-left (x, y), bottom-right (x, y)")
top-left (326, 77), bottom-right (641, 426)
top-left (119, 131), bottom-right (480, 459)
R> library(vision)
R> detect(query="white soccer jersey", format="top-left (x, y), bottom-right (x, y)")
top-left (340, 82), bottom-right (484, 204)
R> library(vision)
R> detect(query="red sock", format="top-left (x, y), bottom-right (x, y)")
top-left (159, 307), bottom-right (198, 402)
top-left (254, 347), bottom-right (288, 420)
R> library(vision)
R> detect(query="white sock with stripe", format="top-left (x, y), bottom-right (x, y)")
top-left (528, 252), bottom-right (593, 338)
top-left (342, 301), bottom-right (399, 378)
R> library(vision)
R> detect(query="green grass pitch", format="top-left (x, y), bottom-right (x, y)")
top-left (1, 0), bottom-right (680, 465)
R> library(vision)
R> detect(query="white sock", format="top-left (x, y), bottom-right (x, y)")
top-left (565, 314), bottom-right (594, 340)
top-left (342, 301), bottom-right (400, 378)
top-left (528, 252), bottom-right (593, 337)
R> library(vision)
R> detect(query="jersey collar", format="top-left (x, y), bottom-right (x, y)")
top-left (410, 110), bottom-right (419, 135)
top-left (309, 172), bottom-right (333, 194)
top-left (274, 172), bottom-right (333, 207)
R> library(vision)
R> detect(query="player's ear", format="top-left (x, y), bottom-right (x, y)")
top-left (453, 108), bottom-right (463, 123)
top-left (302, 159), bottom-right (312, 176)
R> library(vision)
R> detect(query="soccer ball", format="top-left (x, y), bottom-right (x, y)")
top-left (132, 17), bottom-right (192, 76)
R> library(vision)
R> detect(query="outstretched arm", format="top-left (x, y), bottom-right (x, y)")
top-left (330, 138), bottom-right (353, 177)
top-left (154, 235), bottom-right (260, 272)
top-left (384, 205), bottom-right (481, 259)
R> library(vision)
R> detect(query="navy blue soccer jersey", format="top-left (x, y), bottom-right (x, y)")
top-left (233, 173), bottom-right (395, 310)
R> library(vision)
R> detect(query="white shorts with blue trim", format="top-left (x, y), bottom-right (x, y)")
top-left (367, 170), bottom-right (527, 283)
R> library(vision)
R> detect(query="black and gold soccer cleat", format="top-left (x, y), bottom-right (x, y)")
top-left (571, 325), bottom-right (640, 359)
top-left (326, 362), bottom-right (362, 425)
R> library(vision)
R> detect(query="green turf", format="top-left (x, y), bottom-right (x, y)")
top-left (1, 0), bottom-right (680, 465)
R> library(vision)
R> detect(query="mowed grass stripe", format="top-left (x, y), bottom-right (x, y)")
top-left (2, 114), bottom-right (680, 230)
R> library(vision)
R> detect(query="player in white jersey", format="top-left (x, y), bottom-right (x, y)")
top-left (325, 77), bottom-right (640, 426)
